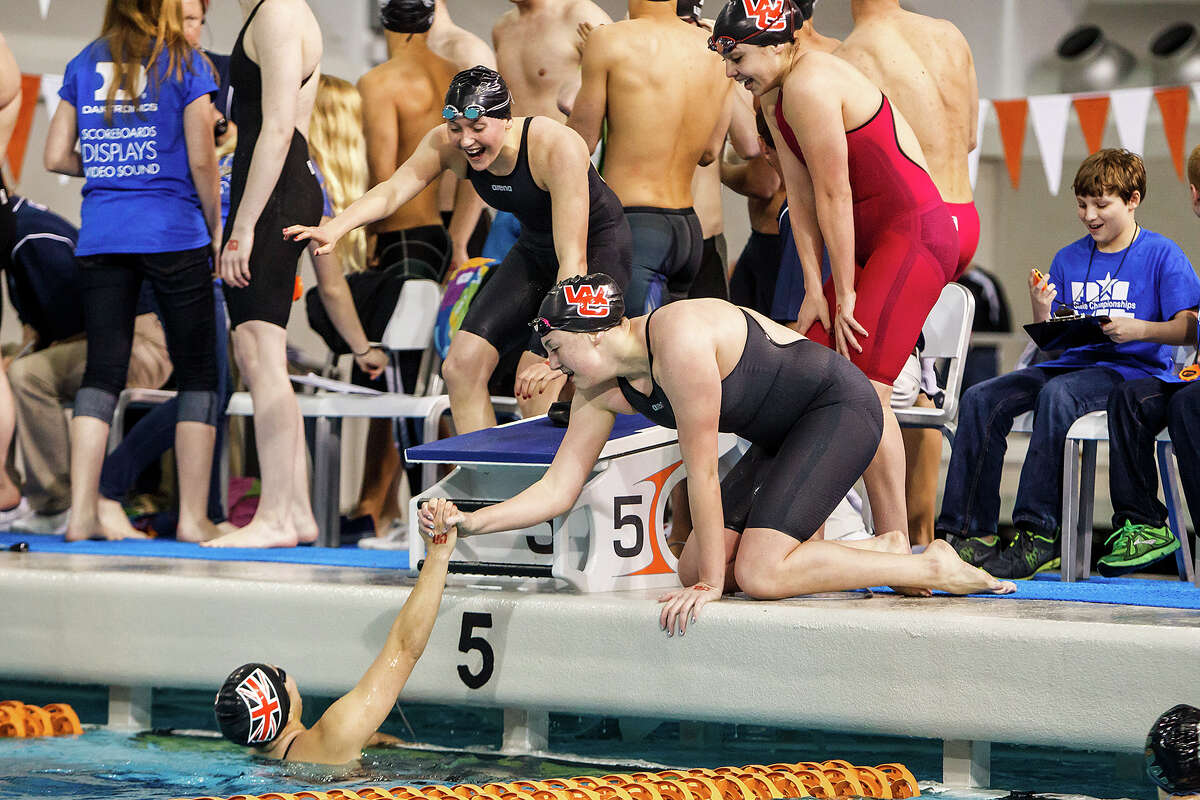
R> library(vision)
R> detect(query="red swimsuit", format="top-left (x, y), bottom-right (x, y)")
top-left (775, 95), bottom-right (958, 384)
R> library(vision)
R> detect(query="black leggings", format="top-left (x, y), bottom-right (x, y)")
top-left (77, 247), bottom-right (218, 425)
top-left (458, 221), bottom-right (633, 358)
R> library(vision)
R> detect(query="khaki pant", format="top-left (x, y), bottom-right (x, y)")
top-left (10, 314), bottom-right (171, 513)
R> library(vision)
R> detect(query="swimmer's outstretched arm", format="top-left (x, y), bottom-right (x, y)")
top-left (420, 392), bottom-right (617, 537)
top-left (644, 326), bottom-right (726, 636)
top-left (286, 127), bottom-right (451, 255)
top-left (537, 124), bottom-right (593, 282)
top-left (288, 506), bottom-right (457, 764)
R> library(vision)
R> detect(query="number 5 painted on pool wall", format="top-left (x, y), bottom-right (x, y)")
top-left (457, 612), bottom-right (494, 689)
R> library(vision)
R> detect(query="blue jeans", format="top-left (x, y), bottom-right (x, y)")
top-left (1107, 377), bottom-right (1200, 528)
top-left (935, 365), bottom-right (1122, 538)
top-left (98, 283), bottom-right (231, 522)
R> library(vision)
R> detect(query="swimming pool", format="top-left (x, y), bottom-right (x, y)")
top-left (0, 682), bottom-right (1155, 800)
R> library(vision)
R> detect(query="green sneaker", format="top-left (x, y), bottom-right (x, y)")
top-left (991, 529), bottom-right (1060, 580)
top-left (1097, 520), bottom-right (1180, 577)
top-left (949, 533), bottom-right (1004, 570)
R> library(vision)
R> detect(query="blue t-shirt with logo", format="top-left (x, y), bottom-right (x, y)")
top-left (1041, 229), bottom-right (1200, 380)
top-left (60, 39), bottom-right (217, 256)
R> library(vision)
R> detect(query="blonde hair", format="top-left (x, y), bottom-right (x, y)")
top-left (100, 0), bottom-right (212, 125)
top-left (308, 74), bottom-right (368, 272)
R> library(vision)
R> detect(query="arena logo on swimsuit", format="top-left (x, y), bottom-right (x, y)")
top-left (562, 284), bottom-right (611, 317)
top-left (741, 0), bottom-right (788, 31)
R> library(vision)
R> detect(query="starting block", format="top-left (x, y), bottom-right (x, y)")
top-left (406, 414), bottom-right (746, 592)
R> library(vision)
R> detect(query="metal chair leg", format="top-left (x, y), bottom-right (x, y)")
top-left (1078, 440), bottom-right (1097, 580)
top-left (1061, 439), bottom-right (1081, 582)
top-left (1158, 441), bottom-right (1195, 582)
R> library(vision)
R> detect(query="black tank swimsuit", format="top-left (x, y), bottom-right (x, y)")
top-left (617, 307), bottom-right (884, 541)
top-left (457, 117), bottom-right (633, 357)
top-left (222, 0), bottom-right (325, 329)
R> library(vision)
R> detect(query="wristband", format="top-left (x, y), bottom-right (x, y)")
top-left (354, 346), bottom-right (372, 358)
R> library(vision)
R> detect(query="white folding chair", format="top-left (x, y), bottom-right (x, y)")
top-left (1058, 411), bottom-right (1194, 583)
top-left (895, 282), bottom-right (975, 445)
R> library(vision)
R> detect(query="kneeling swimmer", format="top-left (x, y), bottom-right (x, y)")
top-left (420, 275), bottom-right (1014, 637)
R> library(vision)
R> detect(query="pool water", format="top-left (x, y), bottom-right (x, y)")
top-left (0, 681), bottom-right (1151, 800)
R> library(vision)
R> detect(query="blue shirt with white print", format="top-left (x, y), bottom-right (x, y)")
top-left (60, 39), bottom-right (217, 256)
top-left (1041, 228), bottom-right (1200, 380)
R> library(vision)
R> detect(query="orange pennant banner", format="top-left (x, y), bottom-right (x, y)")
top-left (993, 98), bottom-right (1028, 190)
top-left (1154, 86), bottom-right (1189, 180)
top-left (1072, 96), bottom-right (1109, 155)
top-left (5, 73), bottom-right (42, 183)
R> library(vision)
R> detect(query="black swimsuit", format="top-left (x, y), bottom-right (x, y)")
top-left (457, 117), bottom-right (633, 357)
top-left (222, 0), bottom-right (324, 329)
top-left (617, 307), bottom-right (883, 541)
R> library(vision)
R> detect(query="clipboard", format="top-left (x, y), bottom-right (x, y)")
top-left (1023, 314), bottom-right (1111, 351)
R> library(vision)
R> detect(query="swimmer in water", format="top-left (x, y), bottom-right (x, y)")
top-left (214, 505), bottom-right (456, 763)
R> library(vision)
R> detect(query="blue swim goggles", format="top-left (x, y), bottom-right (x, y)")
top-left (443, 103), bottom-right (488, 120)
top-left (442, 95), bottom-right (511, 121)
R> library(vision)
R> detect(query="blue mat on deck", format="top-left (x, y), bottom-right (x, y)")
top-left (878, 572), bottom-right (1200, 609)
top-left (2, 530), bottom-right (1197, 608)
top-left (0, 531), bottom-right (410, 570)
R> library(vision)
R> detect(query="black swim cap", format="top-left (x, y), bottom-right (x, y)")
top-left (444, 67), bottom-right (512, 121)
top-left (677, 0), bottom-right (703, 22)
top-left (532, 274), bottom-right (625, 337)
top-left (379, 0), bottom-right (435, 34)
top-left (1147, 704), bottom-right (1200, 793)
top-left (709, 0), bottom-right (812, 54)
top-left (214, 663), bottom-right (291, 747)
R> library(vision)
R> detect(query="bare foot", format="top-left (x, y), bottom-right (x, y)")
top-left (96, 498), bottom-right (143, 540)
top-left (202, 517), bottom-right (299, 548)
top-left (925, 539), bottom-right (1016, 595)
top-left (176, 516), bottom-right (224, 544)
top-left (876, 530), bottom-right (932, 597)
top-left (66, 510), bottom-right (148, 542)
top-left (216, 520), bottom-right (241, 535)
top-left (292, 510), bottom-right (319, 544)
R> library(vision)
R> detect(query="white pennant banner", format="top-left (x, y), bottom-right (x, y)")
top-left (969, 98), bottom-right (990, 191)
top-left (39, 73), bottom-right (62, 121)
top-left (1110, 87), bottom-right (1153, 157)
top-left (1028, 93), bottom-right (1071, 195)
top-left (38, 0), bottom-right (52, 19)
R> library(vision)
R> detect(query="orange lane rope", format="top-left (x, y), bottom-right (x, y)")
top-left (171, 759), bottom-right (919, 800)
top-left (0, 701), bottom-right (83, 737)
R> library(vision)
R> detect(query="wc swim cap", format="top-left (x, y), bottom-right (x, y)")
top-left (1147, 704), bottom-right (1200, 794)
top-left (709, 0), bottom-right (813, 54)
top-left (214, 663), bottom-right (291, 747)
top-left (444, 67), bottom-right (512, 121)
top-left (532, 274), bottom-right (625, 337)
top-left (379, 0), bottom-right (435, 34)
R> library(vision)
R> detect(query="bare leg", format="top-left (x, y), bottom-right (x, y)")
top-left (97, 496), bottom-right (141, 538)
top-left (667, 480), bottom-right (692, 557)
top-left (289, 411), bottom-right (318, 543)
top-left (515, 350), bottom-right (565, 418)
top-left (901, 394), bottom-right (940, 547)
top-left (676, 527), bottom-right (742, 594)
top-left (353, 417), bottom-right (402, 531)
top-left (441, 331), bottom-right (501, 434)
top-left (173, 421), bottom-right (223, 542)
top-left (205, 322), bottom-right (301, 548)
top-left (733, 528), bottom-right (1014, 598)
top-left (862, 380), bottom-right (908, 537)
top-left (66, 416), bottom-right (146, 541)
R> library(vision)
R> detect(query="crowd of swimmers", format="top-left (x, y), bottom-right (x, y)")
top-left (4, 0), bottom-right (1200, 785)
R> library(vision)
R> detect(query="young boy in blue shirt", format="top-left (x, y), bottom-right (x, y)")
top-left (940, 149), bottom-right (1200, 579)
top-left (1098, 145), bottom-right (1200, 576)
